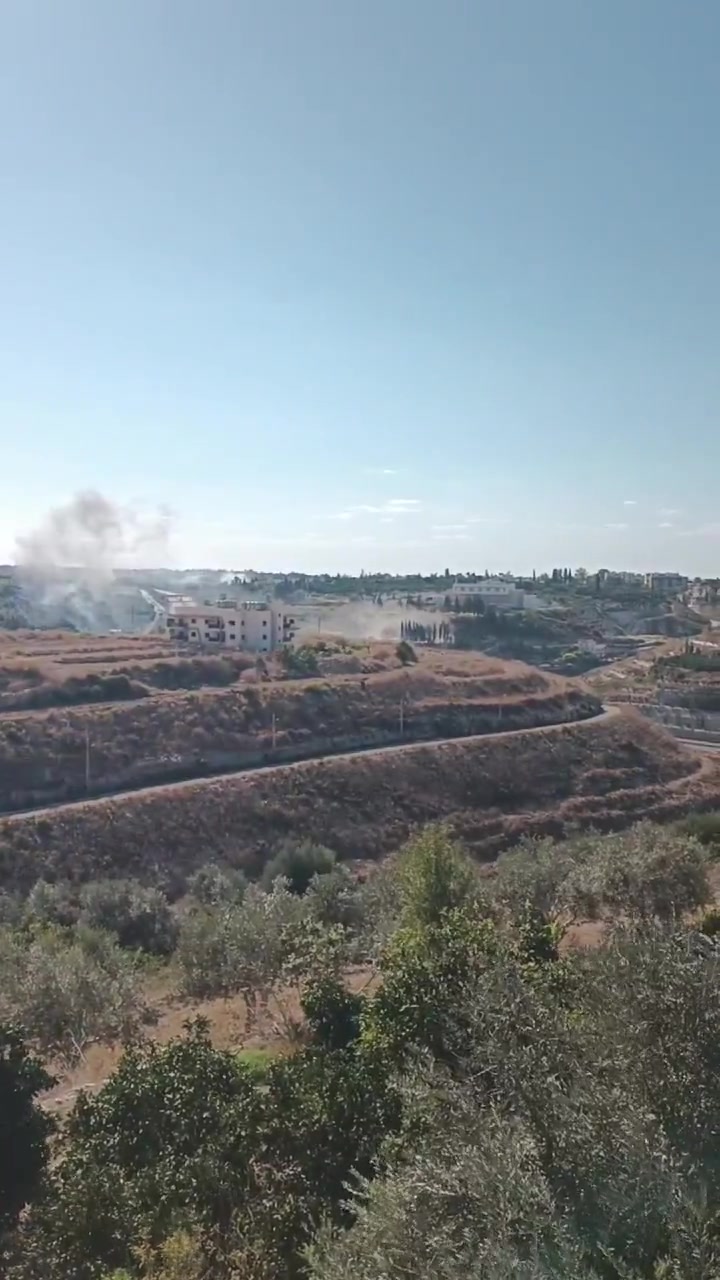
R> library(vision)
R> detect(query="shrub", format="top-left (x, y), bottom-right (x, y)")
top-left (0, 926), bottom-right (146, 1062)
top-left (261, 840), bottom-right (337, 895)
top-left (677, 810), bottom-right (720, 853)
top-left (25, 879), bottom-right (80, 930)
top-left (395, 640), bottom-right (417, 666)
top-left (186, 862), bottom-right (247, 907)
top-left (79, 880), bottom-right (178, 955)
top-left (0, 1024), bottom-right (54, 1237)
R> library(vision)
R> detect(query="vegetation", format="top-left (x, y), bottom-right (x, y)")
top-left (0, 1025), bottom-right (54, 1239)
top-left (261, 840), bottom-right (337, 894)
top-left (0, 710), bottom-right (703, 895)
top-left (0, 647), bottom-right (599, 812)
top-left (4, 822), bottom-right (720, 1278)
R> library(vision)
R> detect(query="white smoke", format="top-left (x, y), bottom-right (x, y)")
top-left (15, 490), bottom-right (171, 571)
top-left (13, 491), bottom-right (173, 632)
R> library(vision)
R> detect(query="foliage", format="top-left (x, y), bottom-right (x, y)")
top-left (8, 822), bottom-right (720, 1280)
top-left (395, 640), bottom-right (417, 666)
top-left (22, 1020), bottom-right (264, 1278)
top-left (302, 974), bottom-right (364, 1050)
top-left (677, 811), bottom-right (720, 853)
top-left (394, 826), bottom-right (481, 928)
top-left (277, 645), bottom-right (321, 677)
top-left (0, 1025), bottom-right (54, 1238)
top-left (261, 840), bottom-right (337, 895)
top-left (78, 880), bottom-right (178, 955)
top-left (492, 824), bottom-right (710, 925)
top-left (26, 878), bottom-right (80, 929)
top-left (0, 925), bottom-right (146, 1062)
top-left (186, 861), bottom-right (247, 906)
top-left (177, 880), bottom-right (347, 1038)
top-left (17, 1020), bottom-right (399, 1280)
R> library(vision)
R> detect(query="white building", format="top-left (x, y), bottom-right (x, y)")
top-left (166, 601), bottom-right (296, 653)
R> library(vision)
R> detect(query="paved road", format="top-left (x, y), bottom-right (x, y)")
top-left (0, 705), bottom-right (622, 825)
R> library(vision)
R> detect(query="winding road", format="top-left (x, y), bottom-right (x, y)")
top-left (0, 705), bottom-right (623, 825)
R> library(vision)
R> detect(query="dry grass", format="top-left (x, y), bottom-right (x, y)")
top-left (0, 646), bottom-right (598, 811)
top-left (1, 709), bottom-right (715, 895)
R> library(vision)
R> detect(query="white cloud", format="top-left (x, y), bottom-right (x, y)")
top-left (432, 532), bottom-right (471, 542)
top-left (659, 507), bottom-right (681, 516)
top-left (466, 515), bottom-right (510, 526)
top-left (432, 523), bottom-right (469, 533)
top-left (364, 467), bottom-right (399, 476)
top-left (605, 522), bottom-right (629, 531)
top-left (658, 521), bottom-right (674, 529)
top-left (623, 499), bottom-right (638, 507)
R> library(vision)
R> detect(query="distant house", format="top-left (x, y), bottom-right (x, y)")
top-left (420, 578), bottom-right (543, 612)
top-left (644, 572), bottom-right (688, 594)
top-left (165, 601), bottom-right (296, 653)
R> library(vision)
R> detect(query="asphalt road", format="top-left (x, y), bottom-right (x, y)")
top-left (0, 705), bottom-right (621, 824)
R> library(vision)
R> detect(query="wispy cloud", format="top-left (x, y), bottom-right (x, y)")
top-left (605, 522), bottom-right (629, 531)
top-left (432, 523), bottom-right (469, 533)
top-left (364, 467), bottom-right (399, 476)
top-left (432, 531), bottom-right (471, 542)
top-left (466, 515), bottom-right (510, 526)
top-left (658, 521), bottom-right (674, 529)
top-left (325, 497), bottom-right (421, 521)
top-left (659, 507), bottom-right (681, 517)
top-left (623, 499), bottom-right (638, 507)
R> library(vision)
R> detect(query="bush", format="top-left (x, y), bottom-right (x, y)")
top-left (261, 840), bottom-right (337, 895)
top-left (186, 863), bottom-right (247, 907)
top-left (78, 880), bottom-right (178, 955)
top-left (0, 1025), bottom-right (54, 1237)
top-left (395, 640), bottom-right (417, 666)
top-left (677, 811), bottom-right (720, 853)
top-left (0, 926), bottom-right (146, 1062)
top-left (26, 879), bottom-right (80, 930)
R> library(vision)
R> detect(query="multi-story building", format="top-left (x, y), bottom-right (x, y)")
top-left (165, 601), bottom-right (296, 653)
top-left (644, 572), bottom-right (688, 595)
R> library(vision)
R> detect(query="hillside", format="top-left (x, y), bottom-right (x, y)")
top-left (0, 708), bottom-right (714, 894)
top-left (0, 639), bottom-right (599, 810)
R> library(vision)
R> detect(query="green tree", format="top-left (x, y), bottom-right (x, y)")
top-left (262, 840), bottom-right (337, 895)
top-left (0, 926), bottom-right (146, 1063)
top-left (395, 640), bottom-right (417, 666)
top-left (79, 880), bottom-right (178, 955)
top-left (0, 1025), bottom-right (54, 1239)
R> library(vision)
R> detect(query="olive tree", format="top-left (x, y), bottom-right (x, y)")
top-left (0, 927), bottom-right (146, 1063)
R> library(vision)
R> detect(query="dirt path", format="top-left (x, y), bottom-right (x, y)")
top-left (2, 705), bottom-right (621, 824)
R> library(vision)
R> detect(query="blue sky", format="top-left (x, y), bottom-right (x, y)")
top-left (2, 0), bottom-right (719, 574)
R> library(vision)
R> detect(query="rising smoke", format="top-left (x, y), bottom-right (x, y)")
top-left (15, 490), bottom-right (171, 571)
top-left (13, 491), bottom-right (172, 632)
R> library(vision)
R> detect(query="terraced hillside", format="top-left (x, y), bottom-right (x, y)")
top-left (0, 639), bottom-right (599, 810)
top-left (1, 707), bottom-right (715, 894)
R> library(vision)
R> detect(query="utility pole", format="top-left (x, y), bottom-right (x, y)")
top-left (85, 726), bottom-right (91, 792)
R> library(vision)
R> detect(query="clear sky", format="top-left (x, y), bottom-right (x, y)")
top-left (2, 0), bottom-right (719, 575)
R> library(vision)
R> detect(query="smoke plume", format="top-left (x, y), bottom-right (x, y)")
top-left (13, 491), bottom-right (173, 632)
top-left (15, 490), bottom-right (171, 571)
